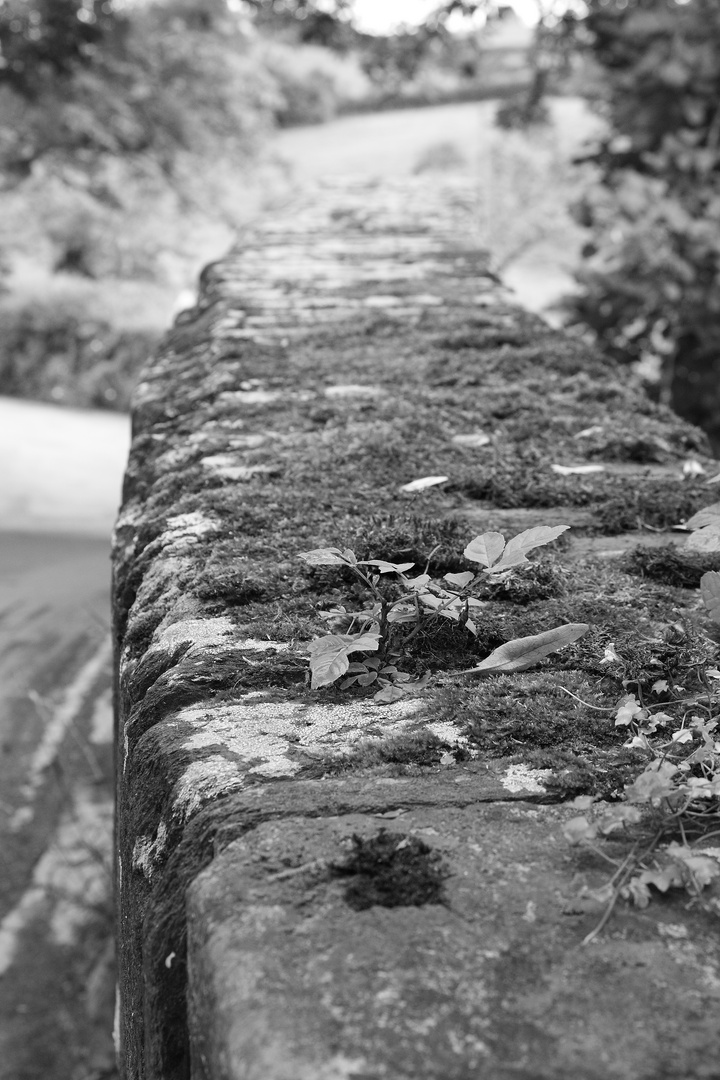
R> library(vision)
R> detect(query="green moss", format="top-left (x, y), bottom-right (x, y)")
top-left (484, 559), bottom-right (567, 605)
top-left (593, 480), bottom-right (708, 534)
top-left (518, 748), bottom-right (646, 800)
top-left (332, 830), bottom-right (449, 911)
top-left (300, 731), bottom-right (465, 778)
top-left (434, 674), bottom-right (618, 757)
top-left (116, 215), bottom-right (720, 806)
top-left (620, 544), bottom-right (720, 588)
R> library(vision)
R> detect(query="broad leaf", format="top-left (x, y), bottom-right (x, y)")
top-left (299, 548), bottom-right (354, 567)
top-left (452, 623), bottom-right (589, 676)
top-left (686, 523), bottom-right (720, 553)
top-left (490, 525), bottom-right (570, 573)
top-left (403, 573), bottom-right (431, 589)
top-left (463, 532), bottom-right (505, 568)
top-left (307, 631), bottom-right (380, 689)
top-left (700, 571), bottom-right (720, 623)
top-left (358, 559), bottom-right (415, 574)
top-left (444, 571), bottom-right (475, 588)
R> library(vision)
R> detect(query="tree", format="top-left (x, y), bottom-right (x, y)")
top-left (563, 0), bottom-right (720, 452)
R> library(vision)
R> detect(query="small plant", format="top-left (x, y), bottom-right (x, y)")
top-left (563, 570), bottom-right (720, 940)
top-left (299, 525), bottom-right (582, 698)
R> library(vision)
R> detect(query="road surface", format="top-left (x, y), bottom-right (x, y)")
top-left (0, 399), bottom-right (129, 1079)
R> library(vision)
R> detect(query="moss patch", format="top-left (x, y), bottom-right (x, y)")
top-left (620, 543), bottom-right (720, 588)
top-left (332, 830), bottom-right (449, 911)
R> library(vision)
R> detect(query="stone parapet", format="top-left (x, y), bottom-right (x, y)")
top-left (113, 177), bottom-right (720, 1079)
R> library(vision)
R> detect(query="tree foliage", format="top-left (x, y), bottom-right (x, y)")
top-left (564, 0), bottom-right (720, 451)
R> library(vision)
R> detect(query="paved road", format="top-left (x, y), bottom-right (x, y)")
top-left (0, 399), bottom-right (128, 1079)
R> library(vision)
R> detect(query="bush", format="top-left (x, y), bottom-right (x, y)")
top-left (495, 92), bottom-right (551, 131)
top-left (562, 0), bottom-right (720, 453)
top-left (0, 298), bottom-right (158, 410)
top-left (257, 41), bottom-right (372, 126)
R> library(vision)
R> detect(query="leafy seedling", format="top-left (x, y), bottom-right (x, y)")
top-left (464, 525), bottom-right (569, 576)
top-left (307, 631), bottom-right (381, 689)
top-left (340, 652), bottom-right (431, 704)
top-left (299, 524), bottom-right (573, 692)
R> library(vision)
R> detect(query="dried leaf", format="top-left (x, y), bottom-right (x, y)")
top-left (400, 475), bottom-right (449, 492)
top-left (299, 548), bottom-right (353, 566)
top-left (463, 531), bottom-right (505, 568)
top-left (685, 501), bottom-right (720, 530)
top-left (637, 867), bottom-right (681, 894)
top-left (574, 425), bottom-right (604, 439)
top-left (667, 843), bottom-right (720, 887)
top-left (686, 523), bottom-right (720, 552)
top-left (701, 571), bottom-right (720, 623)
top-left (307, 631), bottom-right (380, 689)
top-left (562, 816), bottom-right (598, 845)
top-left (451, 622), bottom-right (589, 676)
top-left (373, 683), bottom-right (406, 704)
top-left (452, 433), bottom-right (490, 448)
top-left (551, 463), bottom-right (605, 475)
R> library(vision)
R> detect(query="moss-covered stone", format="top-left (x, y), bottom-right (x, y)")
top-left (112, 176), bottom-right (720, 1080)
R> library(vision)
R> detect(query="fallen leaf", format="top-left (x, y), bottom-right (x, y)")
top-left (463, 531), bottom-right (506, 567)
top-left (299, 548), bottom-right (354, 566)
top-left (551, 463), bottom-right (605, 475)
top-left (600, 642), bottom-right (623, 665)
top-left (667, 843), bottom-right (720, 887)
top-left (400, 475), bottom-right (449, 492)
top-left (450, 622), bottom-right (589, 676)
top-left (373, 683), bottom-right (406, 704)
top-left (701, 571), bottom-right (720, 623)
top-left (684, 501), bottom-right (720, 530)
top-left (637, 867), bottom-right (682, 893)
top-left (686, 523), bottom-right (720, 553)
top-left (574, 425), bottom-right (604, 439)
top-left (452, 433), bottom-right (491, 448)
top-left (705, 471), bottom-right (720, 485)
top-left (683, 459), bottom-right (706, 477)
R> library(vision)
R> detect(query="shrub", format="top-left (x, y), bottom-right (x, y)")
top-left (562, 0), bottom-right (720, 453)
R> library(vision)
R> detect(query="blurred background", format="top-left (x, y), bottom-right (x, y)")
top-left (0, 1), bottom-right (719, 1077)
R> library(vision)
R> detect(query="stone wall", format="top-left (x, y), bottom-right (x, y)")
top-left (113, 177), bottom-right (720, 1080)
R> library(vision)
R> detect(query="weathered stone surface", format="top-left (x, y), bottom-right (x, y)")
top-left (188, 804), bottom-right (720, 1080)
top-left (113, 177), bottom-right (720, 1080)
